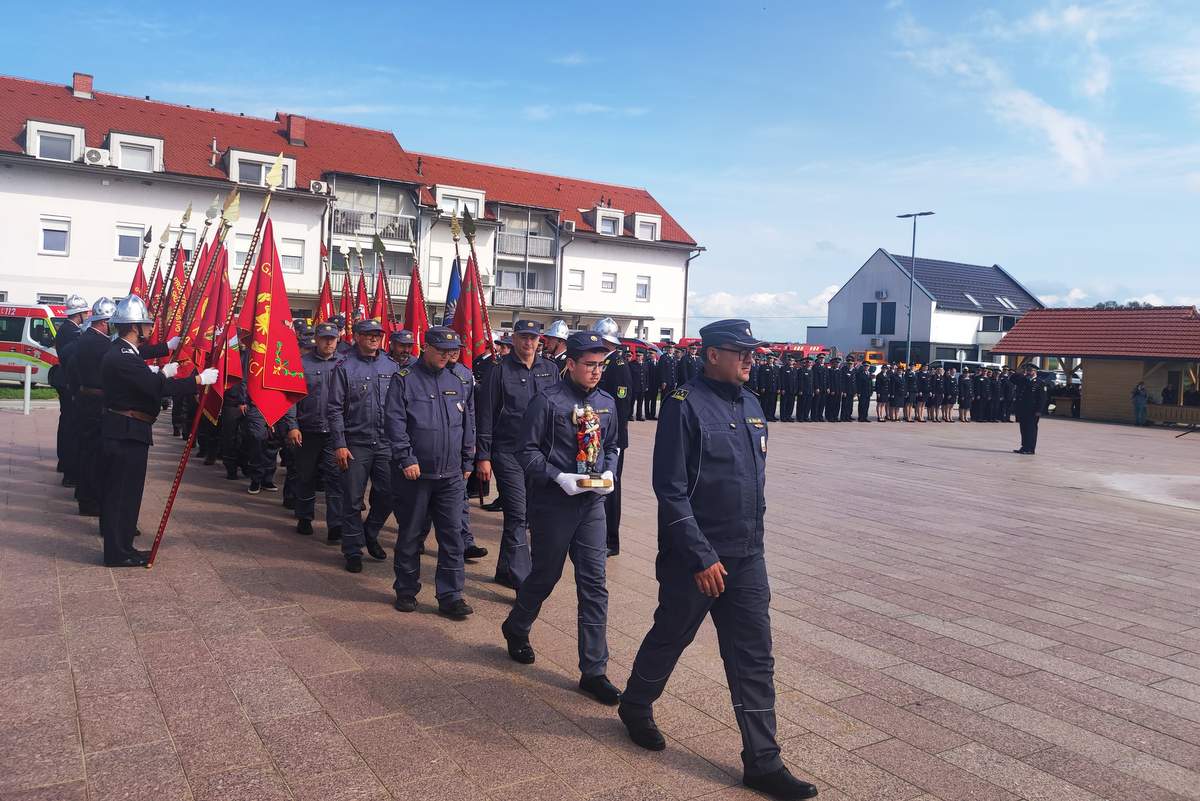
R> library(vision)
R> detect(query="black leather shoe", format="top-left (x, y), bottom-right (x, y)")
top-left (618, 704), bottom-right (666, 751)
top-left (282, 497), bottom-right (295, 510)
top-left (394, 595), bottom-right (417, 613)
top-left (482, 499), bottom-right (504, 512)
top-left (248, 481), bottom-right (261, 494)
top-left (225, 467), bottom-right (239, 480)
top-left (463, 545), bottom-right (488, 560)
top-left (345, 555), bottom-right (363, 573)
top-left (78, 503), bottom-right (100, 517)
top-left (296, 519), bottom-right (313, 536)
top-left (743, 767), bottom-right (819, 799)
top-left (62, 476), bottom-right (77, 488)
top-left (438, 599), bottom-right (473, 620)
top-left (501, 622), bottom-right (535, 664)
top-left (494, 574), bottom-right (520, 591)
top-left (579, 674), bottom-right (621, 706)
top-left (1012, 449), bottom-right (1028, 454)
top-left (366, 541), bottom-right (387, 561)
top-left (260, 481), bottom-right (279, 492)
top-left (104, 553), bottom-right (149, 568)
top-left (607, 547), bottom-right (619, 558)
top-left (172, 427), bottom-right (181, 437)
top-left (327, 526), bottom-right (342, 543)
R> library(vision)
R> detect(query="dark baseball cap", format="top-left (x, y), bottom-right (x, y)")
top-left (513, 319), bottom-right (543, 335)
top-left (389, 329), bottom-right (415, 344)
top-left (314, 322), bottom-right (339, 338)
top-left (566, 331), bottom-right (609, 357)
top-left (353, 318), bottom-right (384, 334)
top-left (698, 319), bottom-right (765, 349)
top-left (425, 326), bottom-right (462, 350)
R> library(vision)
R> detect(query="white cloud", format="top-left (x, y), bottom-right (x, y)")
top-left (1143, 44), bottom-right (1200, 98)
top-left (989, 88), bottom-right (1105, 178)
top-left (551, 52), bottom-right (589, 67)
top-left (522, 102), bottom-right (649, 121)
top-left (690, 285), bottom-right (840, 321)
top-left (1039, 287), bottom-right (1090, 305)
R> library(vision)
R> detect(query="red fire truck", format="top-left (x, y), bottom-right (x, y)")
top-left (0, 303), bottom-right (68, 385)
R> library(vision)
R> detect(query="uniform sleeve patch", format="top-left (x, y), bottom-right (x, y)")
top-left (443, 390), bottom-right (458, 396)
top-left (616, 387), bottom-right (628, 398)
top-left (671, 388), bottom-right (689, 400)
top-left (397, 368), bottom-right (409, 377)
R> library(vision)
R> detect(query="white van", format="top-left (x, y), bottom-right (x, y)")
top-left (0, 303), bottom-right (68, 385)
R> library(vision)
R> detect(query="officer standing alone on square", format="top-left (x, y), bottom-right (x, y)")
top-left (619, 318), bottom-right (818, 800)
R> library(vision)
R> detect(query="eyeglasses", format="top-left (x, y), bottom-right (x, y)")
top-left (576, 361), bottom-right (607, 371)
top-left (714, 347), bottom-right (755, 362)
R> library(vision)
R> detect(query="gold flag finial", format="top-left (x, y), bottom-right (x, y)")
top-left (224, 191), bottom-right (241, 223)
top-left (265, 154), bottom-right (284, 190)
top-left (449, 214), bottom-right (461, 240)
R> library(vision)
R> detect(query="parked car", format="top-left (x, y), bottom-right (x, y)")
top-left (0, 303), bottom-right (67, 386)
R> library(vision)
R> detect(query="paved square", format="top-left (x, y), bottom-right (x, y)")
top-left (2, 409), bottom-right (1199, 800)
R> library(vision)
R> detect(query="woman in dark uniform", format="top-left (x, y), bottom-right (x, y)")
top-left (928, 366), bottom-right (943, 422)
top-left (874, 365), bottom-right (891, 421)
top-left (958, 369), bottom-right (974, 422)
top-left (889, 365), bottom-right (906, 421)
top-left (914, 365), bottom-right (930, 422)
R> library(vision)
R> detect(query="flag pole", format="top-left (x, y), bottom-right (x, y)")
top-left (147, 156), bottom-right (284, 568)
top-left (371, 234), bottom-right (395, 330)
top-left (165, 196), bottom-right (222, 338)
top-left (144, 227), bottom-right (171, 303)
top-left (169, 193), bottom-right (239, 365)
top-left (151, 203), bottom-right (193, 322)
top-left (460, 210), bottom-right (495, 349)
top-left (130, 227), bottom-right (152, 292)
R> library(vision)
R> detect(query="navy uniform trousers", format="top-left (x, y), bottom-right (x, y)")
top-left (338, 441), bottom-right (392, 558)
top-left (100, 437), bottom-right (150, 563)
top-left (505, 494), bottom-right (609, 677)
top-left (491, 450), bottom-right (532, 586)
top-left (293, 432), bottom-right (343, 530)
top-left (394, 473), bottom-right (466, 602)
top-left (243, 407), bottom-right (279, 484)
top-left (623, 551), bottom-right (783, 777)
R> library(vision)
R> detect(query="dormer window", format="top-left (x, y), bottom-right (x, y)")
top-left (108, 132), bottom-right (164, 173)
top-left (27, 121), bottom-right (85, 162)
top-left (631, 212), bottom-right (662, 242)
top-left (637, 221), bottom-right (657, 240)
top-left (439, 195), bottom-right (479, 217)
top-left (599, 216), bottom-right (620, 235)
top-left (239, 159), bottom-right (289, 187)
top-left (228, 149), bottom-right (296, 189)
top-left (963, 292), bottom-right (982, 308)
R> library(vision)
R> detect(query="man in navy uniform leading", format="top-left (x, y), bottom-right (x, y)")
top-left (500, 330), bottom-right (621, 705)
top-left (386, 326), bottom-right (476, 618)
top-left (619, 319), bottom-right (818, 800)
top-left (329, 318), bottom-right (398, 573)
top-left (1011, 362), bottom-right (1048, 455)
top-left (475, 319), bottom-right (559, 589)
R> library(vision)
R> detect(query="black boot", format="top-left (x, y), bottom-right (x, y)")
top-left (296, 519), bottom-right (313, 536)
top-left (743, 767), bottom-right (819, 799)
top-left (579, 675), bottom-right (621, 705)
top-left (501, 622), bottom-right (535, 664)
top-left (617, 704), bottom-right (666, 751)
top-left (463, 545), bottom-right (488, 560)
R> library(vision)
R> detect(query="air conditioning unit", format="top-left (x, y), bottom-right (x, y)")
top-left (82, 147), bottom-right (110, 167)
top-left (870, 337), bottom-right (884, 348)
top-left (309, 180), bottom-right (330, 195)
top-left (874, 290), bottom-right (888, 300)
top-left (480, 273), bottom-right (493, 287)
top-left (562, 220), bottom-right (576, 233)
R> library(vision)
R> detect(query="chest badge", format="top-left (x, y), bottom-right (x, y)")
top-left (761, 435), bottom-right (767, 454)
top-left (747, 417), bottom-right (765, 429)
top-left (456, 401), bottom-right (464, 412)
top-left (671, 388), bottom-right (688, 401)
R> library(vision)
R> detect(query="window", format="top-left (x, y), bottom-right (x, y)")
top-left (0, 291), bottom-right (8, 302)
top-left (119, 143), bottom-right (154, 172)
top-left (935, 346), bottom-right (959, 360)
top-left (636, 275), bottom-right (650, 301)
top-left (601, 272), bottom-right (617, 292)
top-left (499, 270), bottom-right (522, 289)
top-left (30, 318), bottom-right (55, 347)
top-left (659, 328), bottom-right (673, 341)
top-left (879, 301), bottom-right (896, 335)
top-left (116, 224), bottom-right (145, 260)
top-left (567, 269), bottom-right (584, 290)
top-left (40, 217), bottom-right (70, 255)
top-left (438, 195), bottom-right (479, 218)
top-left (238, 159), bottom-right (289, 187)
top-left (1002, 315), bottom-right (1017, 331)
top-left (995, 296), bottom-right (1018, 310)
top-left (637, 221), bottom-right (657, 241)
top-left (37, 292), bottom-right (67, 305)
top-left (427, 256), bottom-right (443, 287)
top-left (280, 238), bottom-right (304, 274)
top-left (169, 228), bottom-right (197, 263)
top-left (860, 302), bottom-right (877, 335)
top-left (981, 315), bottom-right (1001, 332)
top-left (963, 292), bottom-right (981, 308)
top-left (599, 216), bottom-right (620, 236)
top-left (0, 317), bottom-right (22, 342)
top-left (38, 132), bottom-right (75, 161)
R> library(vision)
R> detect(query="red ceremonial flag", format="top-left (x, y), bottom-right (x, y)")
top-left (403, 261), bottom-right (429, 356)
top-left (370, 268), bottom-right (394, 339)
top-left (241, 220), bottom-right (307, 426)
top-left (338, 268), bottom-right (354, 342)
top-left (164, 247), bottom-right (190, 342)
top-left (181, 245), bottom-right (230, 365)
top-left (450, 254), bottom-right (490, 369)
top-left (355, 271), bottom-right (369, 321)
top-left (150, 266), bottom-right (164, 308)
top-left (129, 259), bottom-right (149, 302)
top-left (316, 274), bottom-right (335, 324)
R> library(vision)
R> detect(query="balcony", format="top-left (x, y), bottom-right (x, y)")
top-left (330, 270), bottom-right (411, 301)
top-left (332, 208), bottom-right (415, 242)
top-left (492, 286), bottom-right (555, 309)
top-left (497, 231), bottom-right (554, 259)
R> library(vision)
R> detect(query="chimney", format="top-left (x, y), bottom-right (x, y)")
top-left (72, 72), bottom-right (93, 99)
top-left (416, 156), bottom-right (423, 176)
top-left (286, 114), bottom-right (306, 146)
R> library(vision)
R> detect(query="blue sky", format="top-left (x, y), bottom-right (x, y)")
top-left (3, 0), bottom-right (1199, 339)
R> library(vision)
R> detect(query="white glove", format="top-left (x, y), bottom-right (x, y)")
top-left (592, 470), bottom-right (616, 496)
top-left (228, 334), bottom-right (239, 348)
top-left (161, 362), bottom-right (180, 378)
top-left (197, 368), bottom-right (219, 386)
top-left (148, 365), bottom-right (160, 374)
top-left (553, 472), bottom-right (587, 497)
top-left (166, 335), bottom-right (181, 350)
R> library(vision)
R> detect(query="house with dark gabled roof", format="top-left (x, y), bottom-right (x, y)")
top-left (806, 248), bottom-right (1044, 364)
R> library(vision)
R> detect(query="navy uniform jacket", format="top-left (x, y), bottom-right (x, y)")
top-left (798, 366), bottom-right (814, 395)
top-left (813, 363), bottom-right (827, 393)
top-left (1001, 374), bottom-right (1015, 401)
top-left (599, 352), bottom-right (633, 449)
top-left (282, 350), bottom-right (341, 433)
top-left (657, 354), bottom-right (678, 389)
top-left (70, 328), bottom-right (116, 395)
top-left (50, 319), bottom-right (82, 390)
top-left (475, 352), bottom-right (558, 462)
top-left (1011, 373), bottom-right (1047, 417)
top-left (988, 375), bottom-right (1000, 401)
top-left (855, 366), bottom-right (873, 394)
top-left (759, 364), bottom-right (779, 396)
top-left (959, 375), bottom-right (974, 402)
top-left (654, 375), bottom-right (767, 572)
top-left (100, 339), bottom-right (197, 445)
top-left (327, 349), bottom-right (398, 449)
top-left (516, 379), bottom-right (618, 496)
top-left (628, 360), bottom-right (648, 394)
top-left (384, 358), bottom-right (476, 479)
top-left (778, 365), bottom-right (795, 394)
top-left (679, 354), bottom-right (701, 384)
top-left (944, 373), bottom-right (958, 399)
top-left (976, 374), bottom-right (992, 401)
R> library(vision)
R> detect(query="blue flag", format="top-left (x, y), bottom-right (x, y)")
top-left (443, 256), bottom-right (462, 325)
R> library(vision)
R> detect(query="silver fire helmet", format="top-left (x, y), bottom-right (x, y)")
top-left (110, 294), bottom-right (153, 325)
top-left (88, 297), bottom-right (117, 323)
top-left (545, 319), bottom-right (570, 341)
top-left (64, 294), bottom-right (91, 316)
top-left (590, 317), bottom-right (621, 346)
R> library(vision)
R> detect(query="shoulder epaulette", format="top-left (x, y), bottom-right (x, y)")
top-left (671, 388), bottom-right (689, 401)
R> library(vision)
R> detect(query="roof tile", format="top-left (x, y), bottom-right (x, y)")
top-left (886, 253), bottom-right (1043, 314)
top-left (992, 306), bottom-right (1200, 359)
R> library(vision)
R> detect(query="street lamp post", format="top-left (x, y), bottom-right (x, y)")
top-left (897, 211), bottom-right (934, 365)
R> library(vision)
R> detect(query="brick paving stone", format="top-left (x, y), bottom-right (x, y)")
top-left (5, 410), bottom-right (1200, 800)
